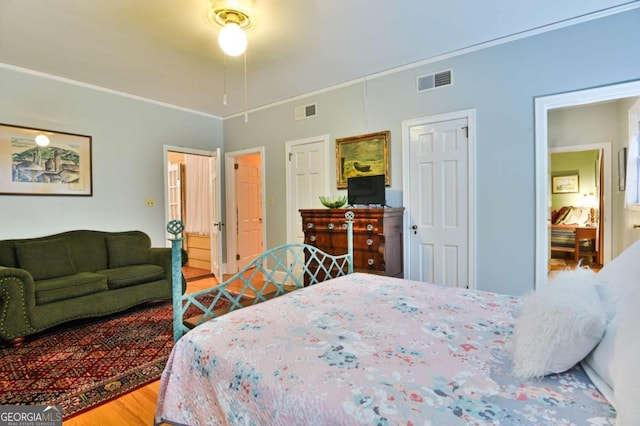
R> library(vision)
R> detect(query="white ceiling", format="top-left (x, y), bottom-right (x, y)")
top-left (0, 1), bottom-right (637, 118)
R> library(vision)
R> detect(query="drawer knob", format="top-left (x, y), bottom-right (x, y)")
top-left (366, 224), bottom-right (374, 231)
top-left (307, 222), bottom-right (314, 229)
top-left (328, 223), bottom-right (335, 230)
top-left (367, 258), bottom-right (375, 266)
top-left (366, 238), bottom-right (373, 246)
top-left (342, 223), bottom-right (348, 229)
top-left (310, 235), bottom-right (316, 242)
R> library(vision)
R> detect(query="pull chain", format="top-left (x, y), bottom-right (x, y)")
top-left (244, 51), bottom-right (248, 123)
top-left (223, 54), bottom-right (228, 105)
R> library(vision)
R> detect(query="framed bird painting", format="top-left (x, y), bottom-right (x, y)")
top-left (335, 130), bottom-right (390, 189)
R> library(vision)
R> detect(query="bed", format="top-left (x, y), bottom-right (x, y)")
top-left (156, 209), bottom-right (639, 425)
top-left (155, 270), bottom-right (619, 425)
top-left (550, 206), bottom-right (599, 262)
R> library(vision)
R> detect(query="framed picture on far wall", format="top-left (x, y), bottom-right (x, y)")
top-left (618, 147), bottom-right (627, 191)
top-left (551, 174), bottom-right (579, 194)
top-left (0, 123), bottom-right (93, 196)
top-left (335, 130), bottom-right (390, 189)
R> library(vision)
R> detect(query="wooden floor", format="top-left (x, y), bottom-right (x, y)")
top-left (65, 267), bottom-right (221, 426)
top-left (548, 255), bottom-right (602, 273)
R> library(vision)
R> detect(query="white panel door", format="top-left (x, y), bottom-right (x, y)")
top-left (209, 150), bottom-right (222, 278)
top-left (408, 118), bottom-right (469, 287)
top-left (286, 137), bottom-right (327, 244)
top-left (235, 157), bottom-right (263, 269)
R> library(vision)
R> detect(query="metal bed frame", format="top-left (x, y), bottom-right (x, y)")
top-left (167, 211), bottom-right (354, 341)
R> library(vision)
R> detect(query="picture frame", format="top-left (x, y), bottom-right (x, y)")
top-left (0, 123), bottom-right (93, 196)
top-left (335, 130), bottom-right (390, 189)
top-left (551, 174), bottom-right (579, 194)
top-left (618, 147), bottom-right (627, 191)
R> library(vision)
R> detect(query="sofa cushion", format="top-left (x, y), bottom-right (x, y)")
top-left (35, 272), bottom-right (108, 305)
top-left (97, 264), bottom-right (165, 290)
top-left (16, 237), bottom-right (77, 280)
top-left (106, 235), bottom-right (151, 268)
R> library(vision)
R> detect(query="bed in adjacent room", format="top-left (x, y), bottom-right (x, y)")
top-left (155, 267), bottom-right (625, 425)
top-left (550, 206), bottom-right (599, 262)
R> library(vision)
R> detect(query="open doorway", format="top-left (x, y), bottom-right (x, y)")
top-left (534, 80), bottom-right (640, 288)
top-left (548, 145), bottom-right (607, 273)
top-left (224, 147), bottom-right (266, 274)
top-left (164, 146), bottom-right (222, 280)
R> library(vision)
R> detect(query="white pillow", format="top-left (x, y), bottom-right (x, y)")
top-left (611, 289), bottom-right (640, 426)
top-left (583, 239), bottom-right (640, 405)
top-left (511, 267), bottom-right (607, 379)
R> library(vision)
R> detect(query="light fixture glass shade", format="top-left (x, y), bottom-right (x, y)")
top-left (218, 23), bottom-right (247, 56)
top-left (35, 134), bottom-right (50, 147)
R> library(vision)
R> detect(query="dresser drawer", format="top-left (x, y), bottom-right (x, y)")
top-left (305, 231), bottom-right (380, 251)
top-left (303, 218), bottom-right (384, 234)
top-left (353, 250), bottom-right (385, 272)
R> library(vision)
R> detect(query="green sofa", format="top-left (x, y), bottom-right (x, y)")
top-left (0, 229), bottom-right (186, 346)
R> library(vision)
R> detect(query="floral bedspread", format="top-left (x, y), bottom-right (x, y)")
top-left (155, 273), bottom-right (615, 425)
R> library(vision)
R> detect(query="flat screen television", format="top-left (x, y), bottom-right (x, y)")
top-left (347, 175), bottom-right (386, 206)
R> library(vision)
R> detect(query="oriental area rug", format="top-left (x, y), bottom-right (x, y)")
top-left (0, 295), bottom-right (229, 419)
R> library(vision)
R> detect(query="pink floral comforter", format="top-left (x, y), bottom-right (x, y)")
top-left (155, 273), bottom-right (614, 425)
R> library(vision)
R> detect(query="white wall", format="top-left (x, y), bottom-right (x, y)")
top-left (223, 8), bottom-right (640, 296)
top-left (0, 67), bottom-right (223, 246)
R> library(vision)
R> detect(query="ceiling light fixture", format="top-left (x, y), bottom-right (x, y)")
top-left (209, 1), bottom-right (253, 57)
top-left (208, 0), bottom-right (254, 121)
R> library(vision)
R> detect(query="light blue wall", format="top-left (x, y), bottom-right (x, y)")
top-left (223, 9), bottom-right (640, 296)
top-left (0, 67), bottom-right (223, 246)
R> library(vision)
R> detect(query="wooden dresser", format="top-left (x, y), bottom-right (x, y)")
top-left (299, 208), bottom-right (404, 277)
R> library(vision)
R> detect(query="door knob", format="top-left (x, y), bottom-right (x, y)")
top-left (411, 225), bottom-right (417, 234)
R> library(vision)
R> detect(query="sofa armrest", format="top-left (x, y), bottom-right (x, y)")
top-left (149, 247), bottom-right (188, 293)
top-left (0, 266), bottom-right (38, 341)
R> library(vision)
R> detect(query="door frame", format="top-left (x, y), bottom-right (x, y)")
top-left (534, 80), bottom-right (640, 289)
top-left (225, 146), bottom-right (266, 274)
top-left (163, 145), bottom-right (222, 276)
top-left (401, 108), bottom-right (477, 289)
top-left (284, 134), bottom-right (331, 245)
top-left (163, 144), bottom-right (219, 238)
top-left (548, 143), bottom-right (611, 267)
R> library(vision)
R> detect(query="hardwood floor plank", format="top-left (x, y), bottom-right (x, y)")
top-left (64, 381), bottom-right (159, 425)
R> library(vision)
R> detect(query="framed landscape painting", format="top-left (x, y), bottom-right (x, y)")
top-left (0, 123), bottom-right (93, 196)
top-left (551, 174), bottom-right (579, 194)
top-left (335, 130), bottom-right (390, 189)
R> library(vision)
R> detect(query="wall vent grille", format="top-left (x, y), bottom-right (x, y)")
top-left (417, 70), bottom-right (452, 92)
top-left (295, 103), bottom-right (317, 120)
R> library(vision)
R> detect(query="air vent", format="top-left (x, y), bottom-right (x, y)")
top-left (417, 69), bottom-right (452, 93)
top-left (295, 103), bottom-right (317, 120)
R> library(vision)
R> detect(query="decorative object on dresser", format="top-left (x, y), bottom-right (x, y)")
top-left (300, 207), bottom-right (404, 277)
top-left (318, 195), bottom-right (348, 209)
